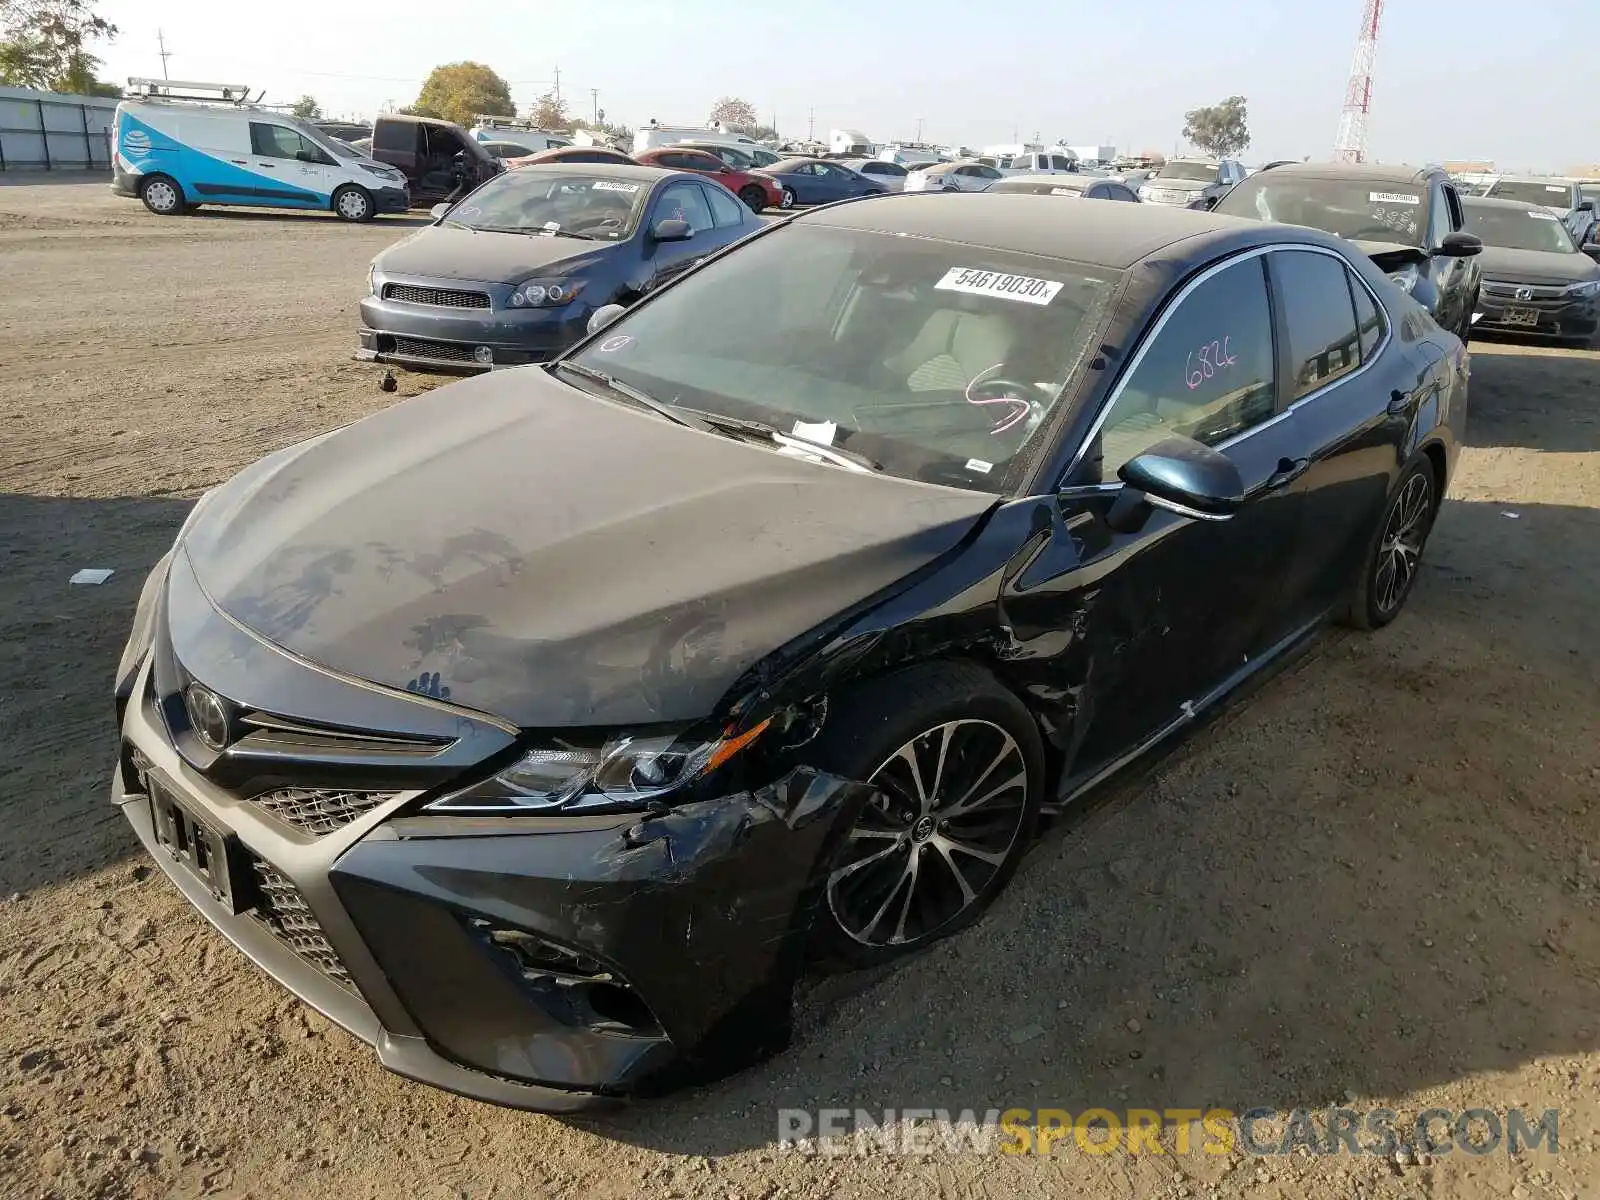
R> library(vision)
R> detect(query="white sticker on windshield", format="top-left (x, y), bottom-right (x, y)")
top-left (1369, 191), bottom-right (1420, 205)
top-left (1528, 210), bottom-right (1558, 220)
top-left (965, 458), bottom-right (994, 474)
top-left (792, 419), bottom-right (837, 446)
top-left (1049, 187), bottom-right (1077, 196)
top-left (1546, 185), bottom-right (1566, 193)
top-left (593, 181), bottom-right (640, 193)
top-left (540, 221), bottom-right (561, 236)
top-left (935, 267), bottom-right (1063, 305)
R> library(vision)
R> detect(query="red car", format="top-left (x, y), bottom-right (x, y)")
top-left (506, 146), bottom-right (637, 169)
top-left (634, 146), bottom-right (783, 213)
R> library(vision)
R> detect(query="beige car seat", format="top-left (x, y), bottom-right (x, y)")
top-left (883, 309), bottom-right (1017, 392)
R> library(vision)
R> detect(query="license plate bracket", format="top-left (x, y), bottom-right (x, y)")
top-left (148, 777), bottom-right (252, 915)
top-left (1502, 307), bottom-right (1540, 327)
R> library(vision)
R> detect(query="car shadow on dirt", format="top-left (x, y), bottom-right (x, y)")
top-left (188, 209), bottom-right (435, 228)
top-left (586, 492), bottom-right (1600, 1155)
top-left (0, 492), bottom-right (191, 895)
top-left (1465, 342), bottom-right (1600, 453)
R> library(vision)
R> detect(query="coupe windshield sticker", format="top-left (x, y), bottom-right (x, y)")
top-left (965, 458), bottom-right (994, 474)
top-left (1369, 191), bottom-right (1420, 206)
top-left (597, 334), bottom-right (633, 352)
top-left (1049, 187), bottom-right (1077, 196)
top-left (1528, 210), bottom-right (1558, 220)
top-left (935, 267), bottom-right (1063, 305)
top-left (455, 205), bottom-right (482, 219)
top-left (593, 181), bottom-right (640, 193)
top-left (1546, 185), bottom-right (1566, 193)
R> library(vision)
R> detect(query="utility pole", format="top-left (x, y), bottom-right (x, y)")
top-left (808, 107), bottom-right (815, 141)
top-left (552, 64), bottom-right (562, 106)
top-left (915, 116), bottom-right (925, 142)
top-left (156, 30), bottom-right (172, 79)
top-left (590, 88), bottom-right (600, 126)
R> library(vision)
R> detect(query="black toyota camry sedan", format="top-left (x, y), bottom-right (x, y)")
top-left (356, 163), bottom-right (760, 371)
top-left (114, 195), bottom-right (1468, 1111)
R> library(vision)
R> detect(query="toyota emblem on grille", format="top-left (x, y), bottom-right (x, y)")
top-left (1515, 287), bottom-right (1534, 301)
top-left (184, 683), bottom-right (232, 750)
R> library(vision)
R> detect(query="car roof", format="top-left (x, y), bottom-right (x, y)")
top-left (511, 163), bottom-right (673, 182)
top-left (797, 191), bottom-right (1324, 270)
top-left (1462, 194), bottom-right (1553, 212)
top-left (1488, 174), bottom-right (1575, 184)
top-left (1255, 160), bottom-right (1439, 185)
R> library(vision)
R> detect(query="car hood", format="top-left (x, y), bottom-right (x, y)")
top-left (1475, 245), bottom-right (1600, 287)
top-left (178, 370), bottom-right (996, 728)
top-left (376, 225), bottom-right (615, 283)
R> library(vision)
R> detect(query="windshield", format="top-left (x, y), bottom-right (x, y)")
top-left (1486, 180), bottom-right (1574, 207)
top-left (1156, 161), bottom-right (1218, 182)
top-left (564, 225), bottom-right (1118, 491)
top-left (1583, 184), bottom-right (1600, 205)
top-left (1214, 176), bottom-right (1430, 246)
top-left (703, 144), bottom-right (754, 168)
top-left (1463, 202), bottom-right (1577, 253)
top-left (445, 171), bottom-right (646, 239)
top-left (328, 137), bottom-right (361, 159)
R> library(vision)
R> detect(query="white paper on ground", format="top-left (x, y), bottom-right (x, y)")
top-left (69, 568), bottom-right (114, 585)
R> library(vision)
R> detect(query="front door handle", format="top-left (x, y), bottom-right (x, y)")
top-left (1388, 388), bottom-right (1414, 414)
top-left (1265, 456), bottom-right (1310, 491)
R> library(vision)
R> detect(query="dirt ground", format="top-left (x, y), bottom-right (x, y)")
top-left (1, 178), bottom-right (1598, 1200)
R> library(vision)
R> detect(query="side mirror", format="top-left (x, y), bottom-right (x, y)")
top-left (429, 202), bottom-right (450, 220)
top-left (1436, 231), bottom-right (1483, 258)
top-left (295, 149), bottom-right (318, 163)
top-left (587, 303), bottom-right (627, 336)
top-left (651, 217), bottom-right (693, 242)
top-left (1583, 244), bottom-right (1600, 264)
top-left (1106, 436), bottom-right (1245, 530)
top-left (1579, 201), bottom-right (1595, 213)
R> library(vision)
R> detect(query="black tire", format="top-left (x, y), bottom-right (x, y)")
top-left (1342, 456), bottom-right (1438, 630)
top-left (139, 174), bottom-right (185, 216)
top-left (804, 660), bottom-right (1044, 970)
top-left (332, 184), bottom-right (375, 223)
top-left (779, 186), bottom-right (796, 209)
top-left (738, 185), bottom-right (766, 214)
top-left (1458, 294), bottom-right (1476, 346)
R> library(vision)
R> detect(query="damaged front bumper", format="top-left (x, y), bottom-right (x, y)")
top-left (115, 650), bottom-right (870, 1108)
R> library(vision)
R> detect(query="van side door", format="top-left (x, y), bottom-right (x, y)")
top-left (246, 122), bottom-right (329, 208)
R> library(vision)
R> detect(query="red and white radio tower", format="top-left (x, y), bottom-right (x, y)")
top-left (1333, 0), bottom-right (1385, 163)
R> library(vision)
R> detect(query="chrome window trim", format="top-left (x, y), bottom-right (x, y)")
top-left (1058, 241), bottom-right (1394, 486)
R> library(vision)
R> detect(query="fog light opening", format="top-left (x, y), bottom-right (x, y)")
top-left (583, 981), bottom-right (660, 1036)
top-left (473, 346), bottom-right (494, 366)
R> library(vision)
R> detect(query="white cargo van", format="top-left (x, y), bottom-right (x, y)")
top-left (111, 78), bottom-right (409, 221)
top-left (632, 123), bottom-right (763, 156)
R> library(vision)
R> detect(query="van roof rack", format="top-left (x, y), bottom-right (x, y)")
top-left (126, 78), bottom-right (259, 104)
top-left (472, 115), bottom-right (562, 133)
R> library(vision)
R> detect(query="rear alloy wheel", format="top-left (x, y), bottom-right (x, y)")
top-left (807, 662), bottom-right (1042, 969)
top-left (738, 185), bottom-right (766, 214)
top-left (139, 175), bottom-right (184, 216)
top-left (780, 186), bottom-right (796, 209)
top-left (1345, 458), bottom-right (1436, 629)
top-left (333, 184), bottom-right (375, 223)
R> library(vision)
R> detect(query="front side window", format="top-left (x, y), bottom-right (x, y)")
top-left (440, 171), bottom-right (647, 240)
top-left (654, 181), bottom-right (713, 234)
top-left (250, 123), bottom-right (327, 162)
top-left (1215, 176), bottom-right (1429, 247)
top-left (566, 225), bottom-right (1118, 491)
top-left (1271, 250), bottom-right (1362, 398)
top-left (1083, 256), bottom-right (1277, 481)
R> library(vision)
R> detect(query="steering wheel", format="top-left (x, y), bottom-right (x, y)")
top-left (965, 377), bottom-right (1044, 438)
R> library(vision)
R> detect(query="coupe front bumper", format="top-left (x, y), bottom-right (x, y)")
top-left (357, 279), bottom-right (592, 372)
top-left (113, 588), bottom-right (870, 1108)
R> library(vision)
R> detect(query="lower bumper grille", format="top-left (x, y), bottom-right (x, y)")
top-left (250, 859), bottom-right (356, 993)
top-left (248, 788), bottom-right (389, 837)
top-left (390, 335), bottom-right (477, 364)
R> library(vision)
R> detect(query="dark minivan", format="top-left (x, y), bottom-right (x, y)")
top-left (371, 114), bottom-right (504, 206)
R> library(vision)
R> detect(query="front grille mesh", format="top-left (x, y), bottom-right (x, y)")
top-left (250, 860), bottom-right (356, 993)
top-left (248, 788), bottom-right (388, 837)
top-left (390, 335), bottom-right (477, 364)
top-left (383, 283), bottom-right (491, 309)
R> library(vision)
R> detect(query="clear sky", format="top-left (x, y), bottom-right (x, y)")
top-left (93, 0), bottom-right (1589, 171)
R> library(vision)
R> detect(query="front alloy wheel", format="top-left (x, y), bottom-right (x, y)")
top-left (827, 719), bottom-right (1031, 950)
top-left (780, 186), bottom-right (796, 209)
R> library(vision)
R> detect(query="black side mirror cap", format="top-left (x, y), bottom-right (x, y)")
top-left (1114, 436), bottom-right (1246, 525)
top-left (1437, 231), bottom-right (1483, 258)
top-left (651, 217), bottom-right (693, 242)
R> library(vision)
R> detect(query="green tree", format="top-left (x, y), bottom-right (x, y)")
top-left (528, 86), bottom-right (567, 129)
top-left (0, 0), bottom-right (117, 93)
top-left (411, 61), bottom-right (514, 128)
top-left (708, 95), bottom-right (759, 132)
top-left (289, 94), bottom-right (322, 120)
top-left (1181, 96), bottom-right (1251, 159)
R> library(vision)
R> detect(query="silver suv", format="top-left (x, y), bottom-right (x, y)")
top-left (1138, 158), bottom-right (1247, 208)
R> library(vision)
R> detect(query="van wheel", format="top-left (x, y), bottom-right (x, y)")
top-left (139, 175), bottom-right (185, 216)
top-left (738, 185), bottom-right (766, 213)
top-left (332, 185), bottom-right (375, 223)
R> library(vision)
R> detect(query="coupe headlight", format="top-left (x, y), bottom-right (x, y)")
top-left (1389, 263), bottom-right (1421, 294)
top-left (507, 278), bottom-right (586, 308)
top-left (425, 718), bottom-right (772, 814)
top-left (1565, 279), bottom-right (1600, 298)
top-left (359, 162), bottom-right (402, 182)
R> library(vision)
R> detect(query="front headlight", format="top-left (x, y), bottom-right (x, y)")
top-left (1389, 263), bottom-right (1421, 294)
top-left (507, 278), bottom-right (586, 308)
top-left (367, 263), bottom-right (377, 295)
top-left (359, 162), bottom-right (402, 182)
top-left (424, 718), bottom-right (772, 814)
top-left (1565, 279), bottom-right (1600, 297)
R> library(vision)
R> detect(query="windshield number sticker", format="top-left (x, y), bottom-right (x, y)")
top-left (965, 458), bottom-right (994, 474)
top-left (593, 181), bottom-right (640, 193)
top-left (936, 267), bottom-right (1063, 306)
top-left (1528, 210), bottom-right (1558, 220)
top-left (1369, 191), bottom-right (1420, 206)
top-left (1546, 185), bottom-right (1567, 193)
top-left (1049, 187), bottom-right (1076, 196)
top-left (1185, 337), bottom-right (1238, 391)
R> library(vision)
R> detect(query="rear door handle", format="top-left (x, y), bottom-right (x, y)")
top-left (1265, 456), bottom-right (1310, 491)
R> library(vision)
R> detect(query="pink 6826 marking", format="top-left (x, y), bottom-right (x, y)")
top-left (1185, 336), bottom-right (1239, 390)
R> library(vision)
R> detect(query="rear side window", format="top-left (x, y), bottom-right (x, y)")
top-left (373, 120), bottom-right (413, 153)
top-left (1349, 271), bottom-right (1385, 363)
top-left (1087, 256), bottom-right (1277, 479)
top-left (704, 182), bottom-right (746, 228)
top-left (1271, 250), bottom-right (1362, 397)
